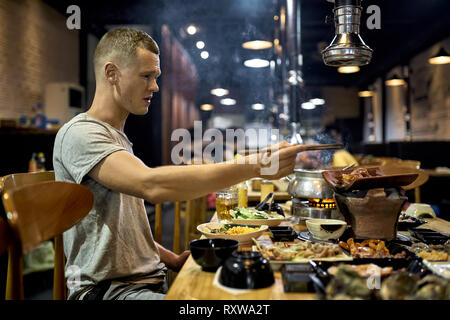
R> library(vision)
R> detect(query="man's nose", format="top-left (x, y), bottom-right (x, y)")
top-left (149, 81), bottom-right (159, 93)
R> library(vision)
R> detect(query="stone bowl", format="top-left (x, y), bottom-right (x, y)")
top-left (334, 188), bottom-right (407, 240)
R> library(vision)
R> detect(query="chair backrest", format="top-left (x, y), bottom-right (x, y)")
top-left (1, 172), bottom-right (93, 300)
top-left (0, 171), bottom-right (55, 194)
top-left (3, 181), bottom-right (94, 253)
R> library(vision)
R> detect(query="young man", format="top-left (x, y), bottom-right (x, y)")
top-left (53, 28), bottom-right (304, 300)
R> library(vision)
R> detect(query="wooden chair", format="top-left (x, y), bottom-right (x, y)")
top-left (154, 196), bottom-right (209, 254)
top-left (1, 172), bottom-right (93, 300)
top-left (154, 202), bottom-right (182, 253)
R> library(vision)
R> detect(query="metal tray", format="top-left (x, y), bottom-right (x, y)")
top-left (410, 228), bottom-right (450, 245)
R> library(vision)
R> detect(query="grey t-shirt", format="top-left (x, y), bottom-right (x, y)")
top-left (53, 113), bottom-right (166, 299)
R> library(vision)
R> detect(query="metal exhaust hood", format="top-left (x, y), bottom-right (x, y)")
top-left (322, 0), bottom-right (373, 67)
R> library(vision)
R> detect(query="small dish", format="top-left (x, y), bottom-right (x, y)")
top-left (397, 214), bottom-right (427, 231)
top-left (306, 219), bottom-right (347, 241)
top-left (269, 226), bottom-right (298, 242)
top-left (189, 238), bottom-right (239, 272)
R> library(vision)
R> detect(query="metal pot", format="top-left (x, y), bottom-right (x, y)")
top-left (287, 168), bottom-right (334, 199)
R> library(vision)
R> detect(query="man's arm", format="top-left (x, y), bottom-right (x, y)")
top-left (156, 243), bottom-right (190, 272)
top-left (88, 141), bottom-right (303, 203)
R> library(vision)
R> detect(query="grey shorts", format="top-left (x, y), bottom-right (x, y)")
top-left (80, 280), bottom-right (168, 300)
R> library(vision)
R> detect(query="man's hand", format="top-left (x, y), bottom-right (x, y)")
top-left (157, 242), bottom-right (190, 272)
top-left (167, 250), bottom-right (190, 272)
top-left (243, 141), bottom-right (305, 180)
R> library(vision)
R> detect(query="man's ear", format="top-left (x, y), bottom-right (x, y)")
top-left (104, 62), bottom-right (119, 84)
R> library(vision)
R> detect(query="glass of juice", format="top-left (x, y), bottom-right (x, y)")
top-left (216, 187), bottom-right (238, 222)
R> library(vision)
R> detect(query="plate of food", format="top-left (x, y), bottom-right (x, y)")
top-left (252, 238), bottom-right (353, 270)
top-left (309, 258), bottom-right (434, 300)
top-left (197, 222), bottom-right (268, 244)
top-left (322, 166), bottom-right (418, 192)
top-left (337, 238), bottom-right (412, 259)
top-left (229, 207), bottom-right (286, 227)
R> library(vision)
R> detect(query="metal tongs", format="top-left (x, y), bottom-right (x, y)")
top-left (255, 192), bottom-right (275, 212)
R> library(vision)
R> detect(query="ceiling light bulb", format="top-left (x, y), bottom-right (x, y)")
top-left (200, 51), bottom-right (209, 59)
top-left (200, 104), bottom-right (213, 111)
top-left (385, 78), bottom-right (406, 87)
top-left (301, 102), bottom-right (316, 110)
top-left (196, 41), bottom-right (205, 49)
top-left (186, 25), bottom-right (197, 35)
top-left (337, 66), bottom-right (360, 74)
top-left (428, 56), bottom-right (450, 64)
top-left (243, 59), bottom-right (270, 68)
top-left (358, 90), bottom-right (374, 97)
top-left (251, 103), bottom-right (265, 110)
top-left (428, 48), bottom-right (450, 65)
top-left (242, 40), bottom-right (273, 50)
top-left (428, 56), bottom-right (450, 65)
top-left (310, 98), bottom-right (325, 105)
top-left (210, 88), bottom-right (229, 97)
top-left (220, 98), bottom-right (236, 106)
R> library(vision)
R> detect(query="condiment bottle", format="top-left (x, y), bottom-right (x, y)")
top-left (238, 181), bottom-right (248, 208)
top-left (28, 153), bottom-right (38, 172)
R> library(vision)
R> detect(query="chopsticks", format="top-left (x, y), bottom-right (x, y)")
top-left (238, 143), bottom-right (344, 155)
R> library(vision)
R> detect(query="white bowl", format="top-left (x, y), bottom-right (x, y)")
top-left (306, 219), bottom-right (347, 241)
top-left (197, 222), bottom-right (268, 244)
top-left (405, 203), bottom-right (436, 219)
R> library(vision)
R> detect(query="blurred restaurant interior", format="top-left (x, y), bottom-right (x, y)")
top-left (0, 0), bottom-right (450, 300)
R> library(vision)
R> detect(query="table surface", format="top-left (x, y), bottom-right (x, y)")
top-left (165, 213), bottom-right (450, 300)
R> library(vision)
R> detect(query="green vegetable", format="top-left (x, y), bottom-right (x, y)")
top-left (229, 207), bottom-right (283, 220)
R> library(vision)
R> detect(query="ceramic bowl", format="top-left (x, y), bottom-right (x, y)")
top-left (189, 238), bottom-right (239, 272)
top-left (305, 219), bottom-right (347, 241)
top-left (405, 203), bottom-right (436, 219)
top-left (219, 251), bottom-right (274, 289)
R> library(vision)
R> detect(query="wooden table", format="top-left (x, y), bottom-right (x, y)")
top-left (165, 216), bottom-right (450, 300)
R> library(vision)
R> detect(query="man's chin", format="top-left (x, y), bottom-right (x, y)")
top-left (132, 106), bottom-right (150, 116)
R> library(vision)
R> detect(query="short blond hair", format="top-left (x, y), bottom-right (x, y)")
top-left (93, 27), bottom-right (159, 81)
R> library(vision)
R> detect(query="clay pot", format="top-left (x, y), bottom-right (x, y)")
top-left (334, 188), bottom-right (407, 240)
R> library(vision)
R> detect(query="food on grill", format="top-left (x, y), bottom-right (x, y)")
top-left (253, 239), bottom-right (347, 261)
top-left (336, 167), bottom-right (373, 188)
top-left (327, 263), bottom-right (394, 278)
top-left (338, 238), bottom-right (407, 258)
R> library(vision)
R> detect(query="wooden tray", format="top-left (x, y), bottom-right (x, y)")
top-left (322, 166), bottom-right (418, 192)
